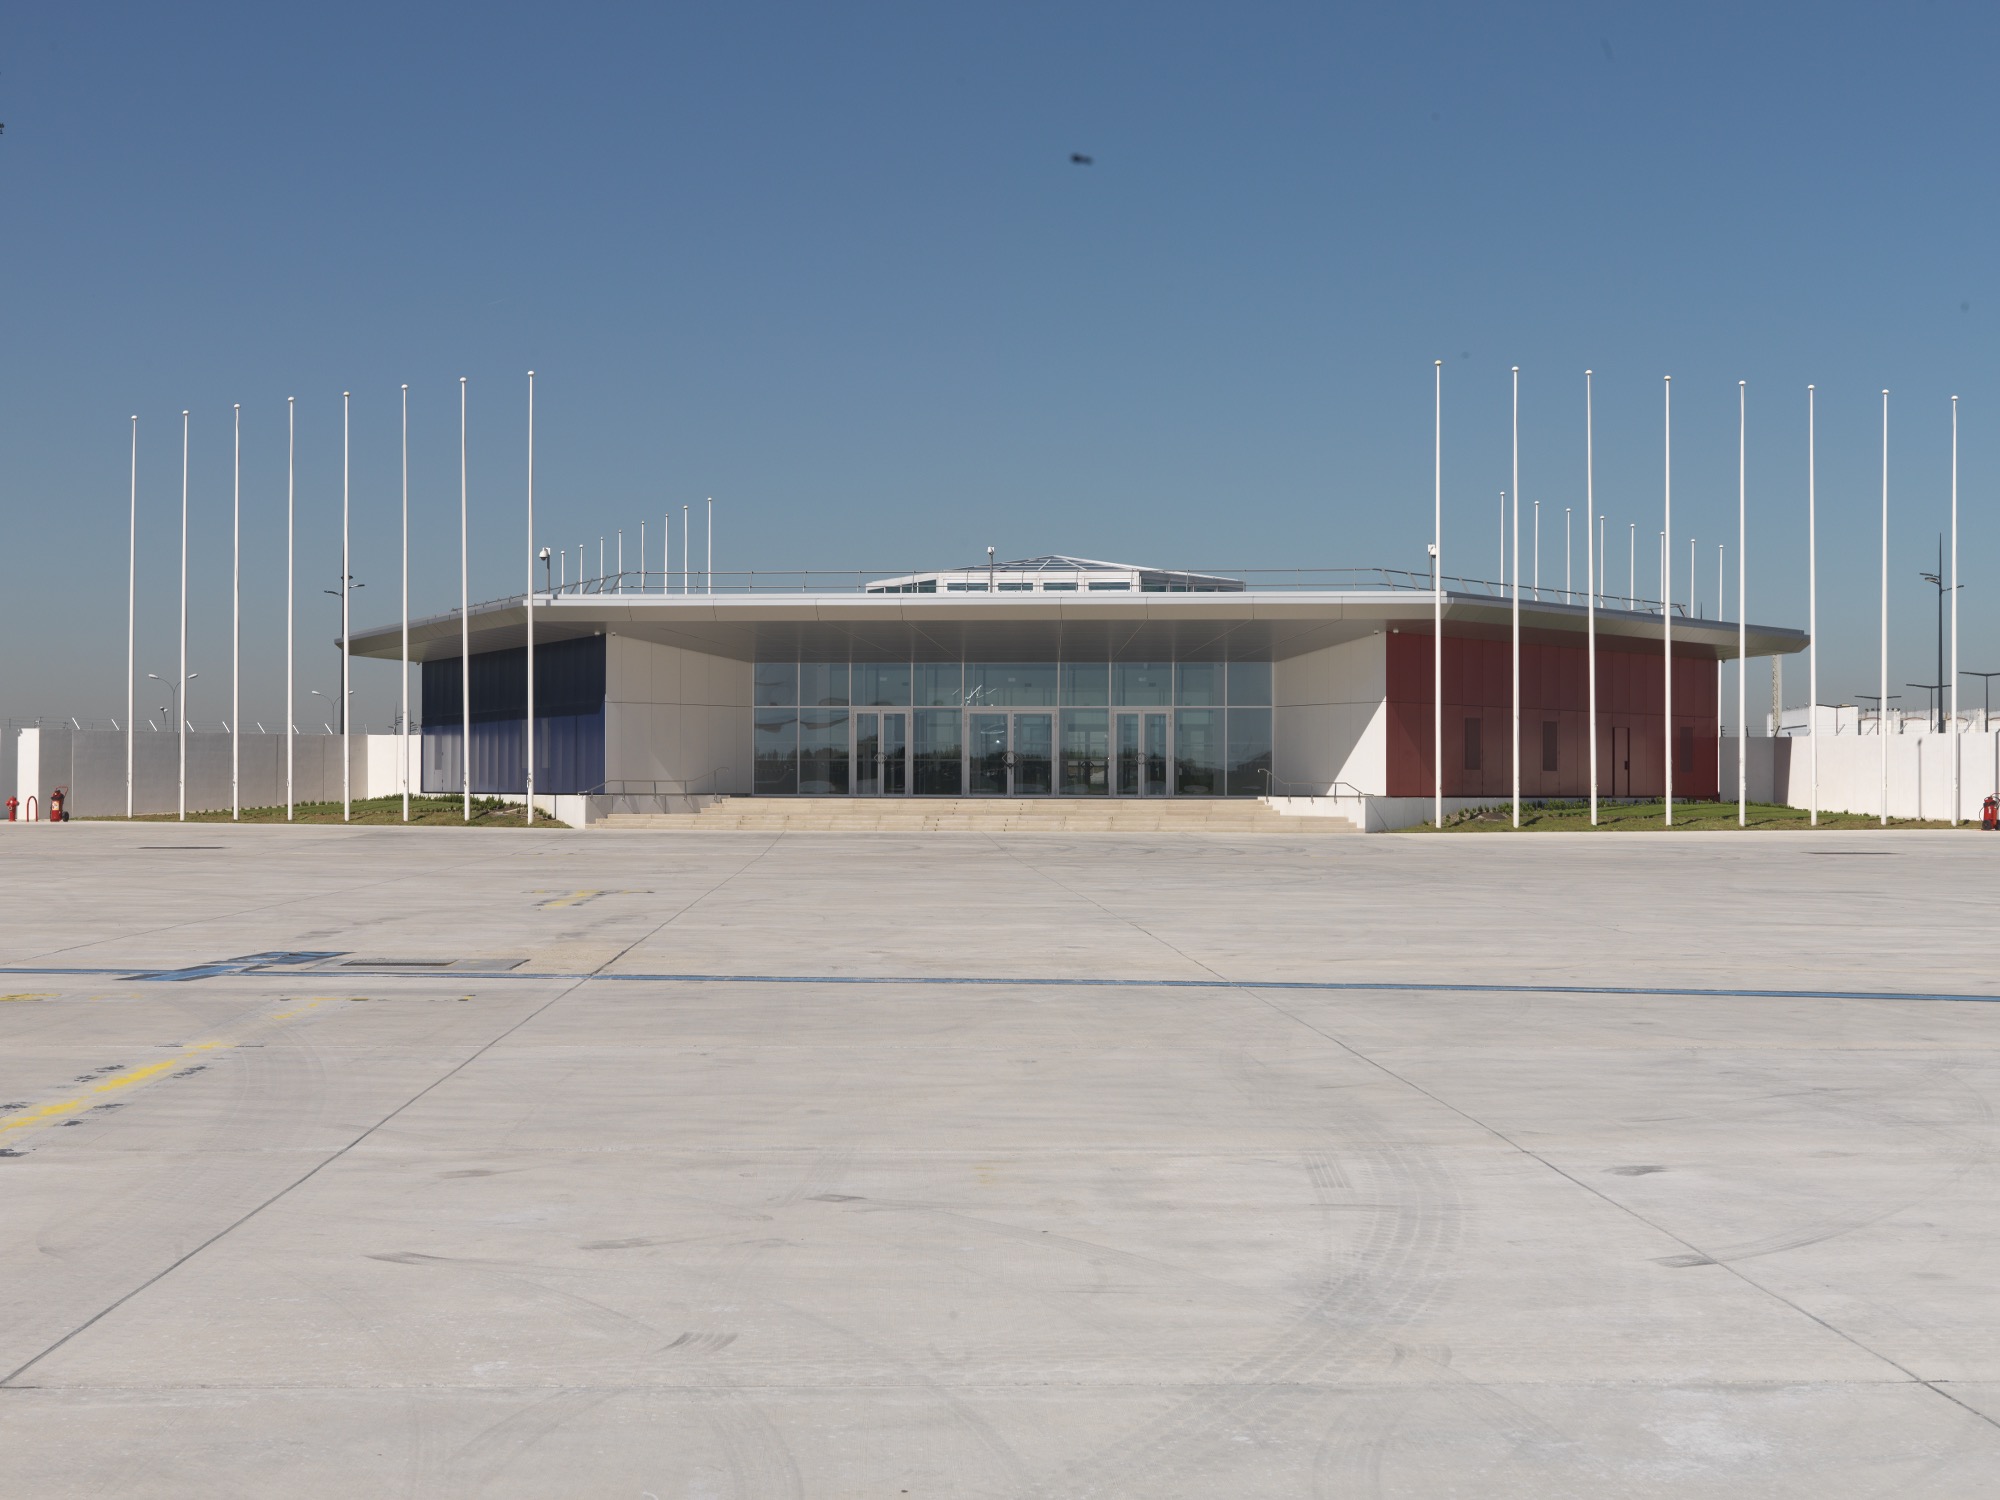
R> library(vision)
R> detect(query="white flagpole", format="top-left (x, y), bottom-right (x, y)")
top-left (1511, 366), bottom-right (1520, 829)
top-left (616, 528), bottom-right (622, 593)
top-left (1737, 381), bottom-right (1746, 827)
top-left (1951, 394), bottom-right (1959, 825)
top-left (342, 391), bottom-right (351, 823)
top-left (1628, 522), bottom-right (1635, 609)
top-left (683, 503), bottom-right (690, 593)
top-left (1880, 389), bottom-right (1890, 826)
top-left (1808, 386), bottom-right (1818, 826)
top-left (126, 415), bottom-right (137, 819)
top-left (1533, 498), bottom-right (1540, 601)
top-left (401, 384), bottom-right (411, 823)
top-left (526, 371), bottom-right (537, 826)
top-left (1499, 491), bottom-right (1505, 585)
top-left (461, 378), bottom-right (472, 823)
top-left (1717, 543), bottom-right (1725, 793)
top-left (640, 521), bottom-right (646, 593)
top-left (179, 409), bottom-right (189, 822)
top-left (1664, 376), bottom-right (1673, 826)
top-left (1586, 372), bottom-right (1597, 825)
top-left (707, 496), bottom-right (713, 593)
top-left (664, 512), bottom-right (670, 595)
top-left (287, 397), bottom-right (295, 820)
top-left (1565, 508), bottom-right (1572, 597)
top-left (1433, 360), bottom-right (1443, 828)
top-left (232, 403), bottom-right (241, 821)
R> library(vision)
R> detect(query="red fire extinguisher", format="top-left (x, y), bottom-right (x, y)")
top-left (49, 789), bottom-right (66, 823)
top-left (1983, 794), bottom-right (1998, 832)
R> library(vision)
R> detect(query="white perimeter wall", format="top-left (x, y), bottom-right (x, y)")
top-left (603, 637), bottom-right (751, 795)
top-left (15, 728), bottom-right (420, 818)
top-left (1730, 731), bottom-right (2000, 822)
top-left (1273, 635), bottom-right (1388, 796)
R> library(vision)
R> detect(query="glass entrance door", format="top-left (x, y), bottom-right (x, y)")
top-left (1115, 711), bottom-right (1171, 796)
top-left (1011, 713), bottom-right (1053, 795)
top-left (967, 712), bottom-right (1053, 795)
top-left (969, 713), bottom-right (1009, 794)
top-left (854, 712), bottom-right (908, 795)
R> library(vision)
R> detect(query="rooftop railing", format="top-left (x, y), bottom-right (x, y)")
top-left (528, 565), bottom-right (1694, 617)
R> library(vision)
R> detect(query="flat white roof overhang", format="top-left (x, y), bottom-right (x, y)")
top-left (346, 591), bottom-right (1808, 666)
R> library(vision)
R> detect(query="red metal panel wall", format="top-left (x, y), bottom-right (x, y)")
top-left (1384, 632), bottom-right (1719, 799)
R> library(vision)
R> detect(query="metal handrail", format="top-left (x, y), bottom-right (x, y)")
top-left (583, 769), bottom-right (733, 797)
top-left (1257, 771), bottom-right (1368, 798)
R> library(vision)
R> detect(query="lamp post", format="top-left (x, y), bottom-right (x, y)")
top-left (148, 672), bottom-right (196, 731)
top-left (1919, 536), bottom-right (1956, 734)
top-left (322, 581), bottom-right (363, 731)
top-left (1961, 670), bottom-right (2000, 732)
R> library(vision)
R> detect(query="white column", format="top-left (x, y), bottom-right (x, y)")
top-left (461, 378), bottom-right (472, 823)
top-left (341, 392), bottom-right (351, 822)
top-left (1951, 394), bottom-right (1959, 824)
top-left (1586, 372), bottom-right (1597, 825)
top-left (1880, 390), bottom-right (1890, 826)
top-left (1663, 376), bottom-right (1673, 825)
top-left (1808, 386), bottom-right (1818, 826)
top-left (287, 397), bottom-right (295, 820)
top-left (526, 371), bottom-right (537, 825)
top-left (1510, 367), bottom-right (1520, 828)
top-left (1433, 360), bottom-right (1443, 828)
top-left (1737, 381), bottom-right (1746, 828)
top-left (401, 384), bottom-right (411, 822)
top-left (179, 410), bottom-right (189, 822)
top-left (232, 403), bottom-right (242, 820)
top-left (126, 415), bottom-right (137, 819)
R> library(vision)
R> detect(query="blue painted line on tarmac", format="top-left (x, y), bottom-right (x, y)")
top-left (0, 962), bottom-right (1993, 1006)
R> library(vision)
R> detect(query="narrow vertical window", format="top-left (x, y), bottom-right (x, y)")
top-left (1463, 717), bottom-right (1482, 772)
top-left (1542, 720), bottom-right (1559, 772)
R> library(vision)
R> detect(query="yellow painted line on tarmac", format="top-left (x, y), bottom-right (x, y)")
top-left (0, 996), bottom-right (344, 1147)
top-left (538, 889), bottom-right (604, 909)
top-left (0, 993), bottom-right (52, 1003)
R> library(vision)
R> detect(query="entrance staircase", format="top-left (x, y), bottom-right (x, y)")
top-left (597, 796), bottom-right (1357, 833)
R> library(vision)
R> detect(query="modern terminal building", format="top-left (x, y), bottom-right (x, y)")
top-left (347, 555), bottom-right (1806, 826)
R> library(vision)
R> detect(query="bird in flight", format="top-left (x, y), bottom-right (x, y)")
top-left (1070, 152), bottom-right (1093, 165)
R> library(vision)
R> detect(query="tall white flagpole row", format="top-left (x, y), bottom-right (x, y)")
top-left (1737, 381), bottom-right (1746, 828)
top-left (1510, 366), bottom-right (1520, 829)
top-left (460, 378), bottom-right (472, 823)
top-left (1433, 360), bottom-right (1443, 829)
top-left (1586, 371), bottom-right (1597, 826)
top-left (232, 403), bottom-right (241, 821)
top-left (1880, 390), bottom-right (1890, 825)
top-left (287, 398), bottom-right (295, 820)
top-left (126, 416), bottom-right (137, 819)
top-left (342, 392), bottom-right (352, 823)
top-left (1663, 376), bottom-right (1673, 826)
top-left (1950, 394), bottom-right (1959, 824)
top-left (1808, 385), bottom-right (1818, 826)
top-left (179, 410), bottom-right (189, 822)
top-left (526, 371), bottom-right (537, 826)
top-left (401, 384), bottom-right (411, 823)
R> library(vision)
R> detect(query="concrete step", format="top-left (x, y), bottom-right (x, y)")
top-left (598, 796), bottom-right (1357, 833)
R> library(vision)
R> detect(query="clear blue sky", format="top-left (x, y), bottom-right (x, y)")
top-left (3, 2), bottom-right (1993, 730)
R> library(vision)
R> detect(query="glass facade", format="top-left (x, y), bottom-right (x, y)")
top-left (422, 636), bottom-right (606, 795)
top-left (754, 659), bottom-right (1272, 797)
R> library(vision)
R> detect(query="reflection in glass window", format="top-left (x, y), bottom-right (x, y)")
top-left (915, 662), bottom-right (962, 707)
top-left (1112, 663), bottom-right (1172, 705)
top-left (1226, 708), bottom-right (1273, 797)
top-left (855, 663), bottom-right (912, 706)
top-left (966, 663), bottom-right (1057, 706)
top-left (1059, 662), bottom-right (1109, 705)
top-left (753, 708), bottom-right (798, 793)
top-left (1175, 662), bottom-right (1223, 706)
top-left (1174, 708), bottom-right (1223, 795)
top-left (1061, 709), bottom-right (1109, 795)
top-left (754, 662), bottom-right (797, 706)
top-left (1227, 661), bottom-right (1272, 706)
top-left (799, 663), bottom-right (850, 707)
top-left (800, 709), bottom-right (850, 793)
top-left (913, 709), bottom-right (963, 794)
